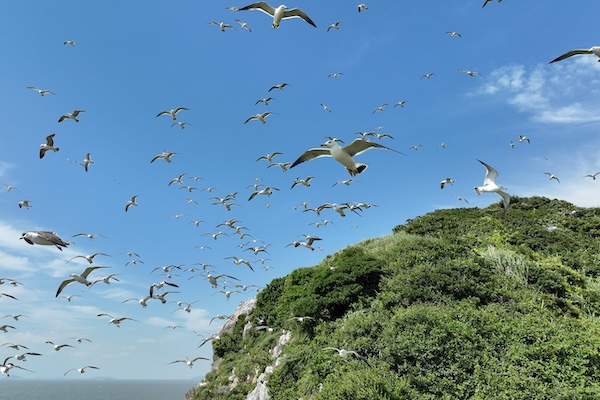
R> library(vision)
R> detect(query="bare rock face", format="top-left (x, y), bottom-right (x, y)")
top-left (220, 298), bottom-right (257, 334)
top-left (246, 330), bottom-right (292, 400)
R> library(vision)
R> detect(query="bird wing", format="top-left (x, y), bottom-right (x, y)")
top-left (477, 160), bottom-right (499, 185)
top-left (81, 266), bottom-right (109, 278)
top-left (283, 8), bottom-right (317, 27)
top-left (55, 279), bottom-right (75, 297)
top-left (290, 148), bottom-right (331, 168)
top-left (343, 139), bottom-right (405, 157)
top-left (46, 134), bottom-right (55, 146)
top-left (497, 190), bottom-right (511, 212)
top-left (37, 231), bottom-right (64, 245)
top-left (549, 49), bottom-right (591, 63)
top-left (238, 2), bottom-right (275, 15)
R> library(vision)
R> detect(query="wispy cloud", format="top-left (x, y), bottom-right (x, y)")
top-left (473, 57), bottom-right (600, 124)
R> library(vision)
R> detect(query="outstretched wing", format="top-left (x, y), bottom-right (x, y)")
top-left (290, 148), bottom-right (331, 168)
top-left (477, 159), bottom-right (499, 185)
top-left (282, 8), bottom-right (317, 27)
top-left (343, 139), bottom-right (405, 157)
top-left (238, 2), bottom-right (276, 15)
top-left (549, 49), bottom-right (591, 64)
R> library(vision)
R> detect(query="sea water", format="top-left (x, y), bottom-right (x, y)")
top-left (0, 379), bottom-right (198, 400)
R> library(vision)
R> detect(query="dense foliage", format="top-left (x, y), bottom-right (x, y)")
top-left (189, 197), bottom-right (600, 399)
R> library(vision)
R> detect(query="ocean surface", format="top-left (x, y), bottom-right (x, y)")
top-left (0, 379), bottom-right (198, 400)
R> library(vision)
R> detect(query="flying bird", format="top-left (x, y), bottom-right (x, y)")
top-left (21, 231), bottom-right (69, 250)
top-left (290, 138), bottom-right (404, 176)
top-left (421, 73), bottom-right (436, 79)
top-left (445, 31), bottom-right (461, 37)
top-left (235, 19), bottom-right (252, 32)
top-left (268, 82), bottom-right (291, 92)
top-left (151, 151), bottom-right (178, 163)
top-left (171, 121), bottom-right (192, 129)
top-left (125, 195), bottom-right (139, 212)
top-left (244, 111), bottom-right (275, 124)
top-left (440, 178), bottom-right (455, 189)
top-left (209, 21), bottom-right (235, 31)
top-left (327, 21), bottom-right (340, 32)
top-left (58, 109), bottom-right (85, 123)
top-left (64, 40), bottom-right (77, 46)
top-left (518, 135), bottom-right (530, 144)
top-left (27, 86), bottom-right (55, 96)
top-left (80, 153), bottom-right (94, 171)
top-left (156, 107), bottom-right (189, 120)
top-left (67, 252), bottom-right (110, 264)
top-left (169, 356), bottom-right (209, 368)
top-left (40, 133), bottom-right (59, 159)
top-left (64, 366), bottom-right (100, 376)
top-left (357, 4), bottom-right (368, 12)
top-left (474, 160), bottom-right (510, 212)
top-left (97, 313), bottom-right (139, 327)
top-left (255, 97), bottom-right (276, 105)
top-left (18, 200), bottom-right (31, 209)
top-left (544, 172), bottom-right (560, 183)
top-left (482, 0), bottom-right (502, 8)
top-left (55, 266), bottom-right (110, 297)
top-left (237, 2), bottom-right (317, 28)
top-left (458, 68), bottom-right (483, 77)
top-left (583, 172), bottom-right (600, 180)
top-left (549, 46), bottom-right (600, 63)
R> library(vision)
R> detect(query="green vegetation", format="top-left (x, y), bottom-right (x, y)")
top-left (189, 197), bottom-right (600, 399)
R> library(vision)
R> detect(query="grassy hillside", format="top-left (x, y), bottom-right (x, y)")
top-left (188, 197), bottom-right (600, 399)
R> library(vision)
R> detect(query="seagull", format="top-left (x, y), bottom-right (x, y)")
top-left (583, 172), bottom-right (600, 180)
top-left (171, 121), bottom-right (192, 129)
top-left (244, 111), bottom-right (275, 124)
top-left (1, 358), bottom-right (33, 376)
top-left (225, 256), bottom-right (254, 271)
top-left (97, 313), bottom-right (139, 327)
top-left (440, 178), bottom-right (455, 189)
top-left (267, 161), bottom-right (291, 171)
top-left (518, 135), bottom-right (530, 144)
top-left (474, 160), bottom-right (510, 212)
top-left (332, 178), bottom-right (354, 187)
top-left (248, 186), bottom-right (279, 201)
top-left (40, 133), bottom-right (59, 159)
top-left (255, 97), bottom-right (276, 105)
top-left (67, 252), bottom-right (110, 264)
top-left (315, 202), bottom-right (361, 217)
top-left (357, 4), bottom-right (368, 12)
top-left (509, 141), bottom-right (515, 148)
top-left (0, 325), bottom-right (15, 333)
top-left (482, 0), bottom-right (502, 8)
top-left (21, 231), bottom-right (69, 250)
top-left (549, 46), bottom-right (600, 63)
top-left (322, 347), bottom-right (370, 366)
top-left (327, 22), bottom-right (340, 32)
top-left (169, 356), bottom-right (209, 368)
top-left (27, 86), bottom-right (55, 96)
top-left (58, 109), bottom-right (85, 123)
top-left (123, 296), bottom-right (152, 308)
top-left (55, 266), bottom-right (110, 297)
top-left (235, 19), bottom-right (252, 32)
top-left (156, 107), bottom-right (189, 120)
top-left (168, 173), bottom-right (187, 186)
top-left (125, 195), bottom-right (139, 212)
top-left (3, 314), bottom-right (27, 321)
top-left (393, 100), bottom-right (407, 108)
top-left (290, 138), bottom-right (404, 176)
top-left (64, 366), bottom-right (100, 376)
top-left (237, 2), bottom-right (317, 28)
top-left (72, 233), bottom-right (108, 240)
top-left (206, 273), bottom-right (239, 288)
top-left (64, 40), bottom-right (77, 46)
top-left (544, 172), bottom-right (560, 183)
top-left (3, 184), bottom-right (19, 192)
top-left (409, 144), bottom-right (423, 151)
top-left (421, 72), bottom-right (436, 79)
top-left (256, 152), bottom-right (283, 162)
top-left (79, 153), bottom-right (94, 171)
top-left (151, 151), bottom-right (178, 163)
top-left (458, 68), bottom-right (483, 77)
top-left (91, 273), bottom-right (121, 286)
top-left (445, 31), bottom-right (462, 37)
top-left (209, 21), bottom-right (235, 31)
top-left (46, 341), bottom-right (74, 351)
top-left (268, 82), bottom-right (291, 92)
top-left (320, 103), bottom-right (332, 112)
top-left (372, 103), bottom-right (388, 113)
top-left (328, 72), bottom-right (343, 78)
top-left (18, 200), bottom-right (31, 209)
top-left (69, 337), bottom-right (92, 343)
top-left (291, 176), bottom-right (315, 189)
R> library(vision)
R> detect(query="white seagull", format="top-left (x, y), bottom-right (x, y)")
top-left (64, 366), bottom-right (99, 376)
top-left (18, 200), bottom-right (31, 209)
top-left (209, 21), bottom-right (235, 32)
top-left (125, 195), bottom-right (139, 212)
top-left (237, 2), bottom-right (317, 28)
top-left (290, 138), bottom-right (404, 176)
top-left (549, 46), bottom-right (600, 63)
top-left (244, 111), bottom-right (275, 124)
top-left (58, 109), bottom-right (85, 123)
top-left (40, 133), bottom-right (59, 159)
top-left (474, 160), bottom-right (510, 212)
top-left (55, 266), bottom-right (110, 297)
top-left (440, 178), bottom-right (455, 189)
top-left (80, 153), bottom-right (94, 171)
top-left (21, 231), bottom-right (69, 250)
top-left (169, 356), bottom-right (209, 368)
top-left (156, 107), bottom-right (189, 120)
top-left (236, 19), bottom-right (252, 32)
top-left (27, 86), bottom-right (55, 96)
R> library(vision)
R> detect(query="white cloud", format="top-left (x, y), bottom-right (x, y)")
top-left (474, 57), bottom-right (600, 125)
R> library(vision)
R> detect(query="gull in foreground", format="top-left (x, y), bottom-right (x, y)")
top-left (549, 46), bottom-right (600, 63)
top-left (474, 160), bottom-right (510, 212)
top-left (290, 138), bottom-right (404, 176)
top-left (237, 2), bottom-right (317, 28)
top-left (64, 366), bottom-right (99, 376)
top-left (169, 356), bottom-right (209, 368)
top-left (55, 266), bottom-right (110, 297)
top-left (156, 107), bottom-right (189, 120)
top-left (27, 86), bottom-right (55, 96)
top-left (58, 109), bottom-right (85, 123)
top-left (21, 231), bottom-right (69, 250)
top-left (40, 134), bottom-right (59, 159)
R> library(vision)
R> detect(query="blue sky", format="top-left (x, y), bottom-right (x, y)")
top-left (1, 0), bottom-right (600, 380)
